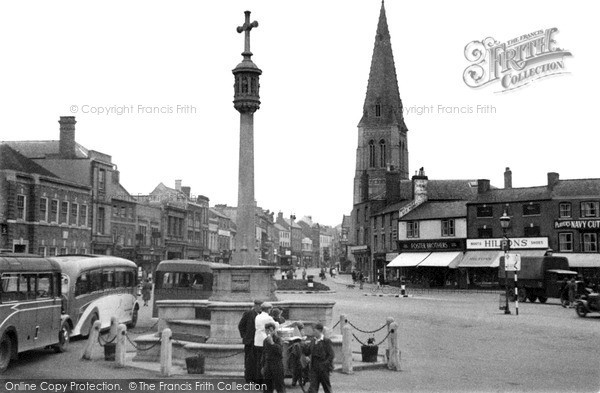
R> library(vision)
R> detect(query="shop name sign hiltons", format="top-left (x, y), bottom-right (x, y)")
top-left (467, 237), bottom-right (548, 250)
top-left (554, 220), bottom-right (600, 230)
top-left (463, 28), bottom-right (572, 92)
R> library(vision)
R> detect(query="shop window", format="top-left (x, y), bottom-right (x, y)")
top-left (581, 233), bottom-right (598, 252)
top-left (580, 201), bottom-right (599, 218)
top-left (476, 205), bottom-right (493, 218)
top-left (522, 203), bottom-right (541, 216)
top-left (442, 219), bottom-right (455, 237)
top-left (558, 233), bottom-right (573, 252)
top-left (559, 202), bottom-right (572, 218)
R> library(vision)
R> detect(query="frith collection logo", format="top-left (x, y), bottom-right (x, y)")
top-left (463, 28), bottom-right (572, 92)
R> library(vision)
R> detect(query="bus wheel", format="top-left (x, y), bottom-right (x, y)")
top-left (527, 293), bottom-right (537, 303)
top-left (538, 297), bottom-right (548, 304)
top-left (127, 307), bottom-right (139, 329)
top-left (0, 333), bottom-right (13, 372)
top-left (54, 321), bottom-right (71, 353)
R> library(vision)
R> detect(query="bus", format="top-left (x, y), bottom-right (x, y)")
top-left (0, 254), bottom-right (71, 372)
top-left (51, 255), bottom-right (140, 337)
top-left (152, 259), bottom-right (228, 317)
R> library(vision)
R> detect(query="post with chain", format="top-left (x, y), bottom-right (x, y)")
top-left (387, 322), bottom-right (400, 371)
top-left (81, 320), bottom-right (102, 360)
top-left (341, 324), bottom-right (353, 374)
top-left (109, 316), bottom-right (118, 339)
top-left (115, 324), bottom-right (127, 367)
top-left (385, 317), bottom-right (394, 363)
top-left (160, 328), bottom-right (173, 376)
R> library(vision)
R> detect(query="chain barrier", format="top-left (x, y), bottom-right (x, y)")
top-left (351, 329), bottom-right (391, 347)
top-left (330, 319), bottom-right (340, 331)
top-left (97, 333), bottom-right (116, 347)
top-left (128, 319), bottom-right (159, 335)
top-left (125, 332), bottom-right (162, 351)
top-left (201, 350), bottom-right (246, 359)
top-left (346, 320), bottom-right (387, 334)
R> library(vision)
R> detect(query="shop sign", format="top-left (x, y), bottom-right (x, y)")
top-left (467, 237), bottom-right (548, 250)
top-left (398, 239), bottom-right (465, 252)
top-left (554, 220), bottom-right (600, 230)
top-left (350, 245), bottom-right (369, 253)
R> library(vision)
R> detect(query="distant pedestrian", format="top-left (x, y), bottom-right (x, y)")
top-left (288, 337), bottom-right (309, 388)
top-left (378, 272), bottom-right (385, 288)
top-left (287, 269), bottom-right (294, 280)
top-left (351, 271), bottom-right (356, 284)
top-left (238, 299), bottom-right (262, 383)
top-left (302, 268), bottom-right (307, 280)
top-left (359, 271), bottom-right (364, 290)
top-left (567, 278), bottom-right (577, 307)
top-left (261, 322), bottom-right (285, 393)
top-left (303, 323), bottom-right (334, 393)
top-left (141, 279), bottom-right (152, 307)
top-left (270, 307), bottom-right (286, 324)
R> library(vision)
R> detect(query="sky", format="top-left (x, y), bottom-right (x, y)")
top-left (0, 1), bottom-right (597, 227)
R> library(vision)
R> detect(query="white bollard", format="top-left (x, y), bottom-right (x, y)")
top-left (387, 322), bottom-right (400, 371)
top-left (341, 324), bottom-right (353, 374)
top-left (339, 314), bottom-right (346, 335)
top-left (386, 317), bottom-right (394, 363)
top-left (160, 328), bottom-right (173, 376)
top-left (81, 320), bottom-right (102, 360)
top-left (115, 324), bottom-right (127, 367)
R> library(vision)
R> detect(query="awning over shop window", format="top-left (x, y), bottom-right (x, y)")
top-left (387, 252), bottom-right (431, 267)
top-left (417, 252), bottom-right (463, 268)
top-left (554, 253), bottom-right (600, 268)
top-left (513, 250), bottom-right (547, 258)
top-left (456, 251), bottom-right (502, 268)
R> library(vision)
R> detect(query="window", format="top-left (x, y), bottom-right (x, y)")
top-left (407, 221), bottom-right (419, 238)
top-left (17, 195), bottom-right (26, 220)
top-left (581, 233), bottom-right (598, 252)
top-left (368, 140), bottom-right (376, 167)
top-left (478, 227), bottom-right (493, 238)
top-left (523, 203), bottom-right (541, 216)
top-left (379, 139), bottom-right (386, 167)
top-left (120, 206), bottom-right (126, 218)
top-left (80, 205), bottom-right (88, 227)
top-left (51, 200), bottom-right (59, 223)
top-left (60, 201), bottom-right (69, 224)
top-left (442, 219), bottom-right (455, 237)
top-left (523, 225), bottom-right (540, 237)
top-left (75, 272), bottom-right (89, 296)
top-left (40, 197), bottom-right (48, 222)
top-left (375, 104), bottom-right (381, 117)
top-left (476, 205), bottom-right (493, 218)
top-left (70, 203), bottom-right (79, 226)
top-left (59, 247), bottom-right (67, 255)
top-left (580, 202), bottom-right (599, 218)
top-left (382, 234), bottom-right (386, 250)
top-left (38, 247), bottom-right (46, 256)
top-left (559, 202), bottom-right (572, 218)
top-left (37, 273), bottom-right (53, 298)
top-left (102, 269), bottom-right (115, 289)
top-left (373, 235), bottom-right (378, 250)
top-left (558, 233), bottom-right (573, 252)
top-left (112, 205), bottom-right (118, 216)
top-left (48, 247), bottom-right (57, 256)
top-left (97, 207), bottom-right (105, 234)
top-left (98, 169), bottom-right (106, 191)
top-left (89, 269), bottom-right (102, 292)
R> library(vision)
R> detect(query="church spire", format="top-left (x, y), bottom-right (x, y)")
top-left (358, 1), bottom-right (406, 131)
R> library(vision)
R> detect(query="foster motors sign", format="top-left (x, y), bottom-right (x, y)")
top-left (467, 237), bottom-right (548, 250)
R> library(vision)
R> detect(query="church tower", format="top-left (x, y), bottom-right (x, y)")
top-left (350, 1), bottom-right (408, 273)
top-left (353, 1), bottom-right (408, 206)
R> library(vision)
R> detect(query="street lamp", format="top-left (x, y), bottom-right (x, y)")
top-left (500, 211), bottom-right (511, 315)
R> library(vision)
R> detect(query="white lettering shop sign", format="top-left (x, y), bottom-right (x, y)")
top-left (466, 237), bottom-right (548, 250)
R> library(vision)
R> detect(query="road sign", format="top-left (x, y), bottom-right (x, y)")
top-left (505, 253), bottom-right (521, 271)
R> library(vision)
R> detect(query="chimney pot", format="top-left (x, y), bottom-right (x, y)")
top-left (477, 179), bottom-right (491, 194)
top-left (547, 172), bottom-right (560, 189)
top-left (175, 180), bottom-right (182, 191)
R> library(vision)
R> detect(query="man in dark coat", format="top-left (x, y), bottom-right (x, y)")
top-left (262, 322), bottom-right (285, 393)
top-left (238, 299), bottom-right (262, 383)
top-left (304, 323), bottom-right (334, 393)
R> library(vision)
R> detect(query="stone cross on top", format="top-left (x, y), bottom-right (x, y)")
top-left (236, 11), bottom-right (258, 59)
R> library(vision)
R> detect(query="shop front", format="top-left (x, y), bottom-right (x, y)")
top-left (350, 245), bottom-right (370, 281)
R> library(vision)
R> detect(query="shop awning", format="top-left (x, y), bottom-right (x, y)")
top-left (417, 251), bottom-right (463, 268)
top-left (554, 253), bottom-right (600, 268)
top-left (512, 250), bottom-right (547, 258)
top-left (456, 251), bottom-right (503, 268)
top-left (387, 252), bottom-right (431, 268)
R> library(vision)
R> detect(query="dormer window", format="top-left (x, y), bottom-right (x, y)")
top-left (375, 104), bottom-right (381, 117)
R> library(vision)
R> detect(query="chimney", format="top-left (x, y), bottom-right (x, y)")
top-left (547, 172), bottom-right (560, 189)
top-left (59, 116), bottom-right (77, 158)
top-left (477, 179), bottom-right (490, 194)
top-left (181, 186), bottom-right (191, 198)
top-left (504, 167), bottom-right (512, 189)
top-left (175, 179), bottom-right (182, 191)
top-left (411, 167), bottom-right (428, 201)
top-left (277, 212), bottom-right (283, 221)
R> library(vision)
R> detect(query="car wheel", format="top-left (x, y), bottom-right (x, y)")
top-left (538, 297), bottom-right (547, 304)
top-left (0, 333), bottom-right (13, 373)
top-left (575, 303), bottom-right (588, 317)
top-left (54, 321), bottom-right (71, 353)
top-left (127, 307), bottom-right (138, 329)
top-left (527, 294), bottom-right (537, 303)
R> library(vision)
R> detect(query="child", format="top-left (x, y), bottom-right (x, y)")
top-left (288, 337), bottom-right (309, 388)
